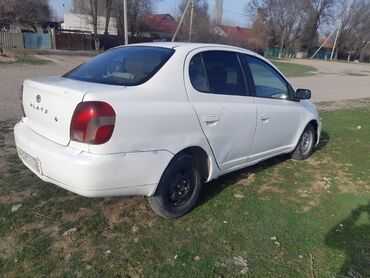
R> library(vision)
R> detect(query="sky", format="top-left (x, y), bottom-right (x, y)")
top-left (50, 0), bottom-right (249, 27)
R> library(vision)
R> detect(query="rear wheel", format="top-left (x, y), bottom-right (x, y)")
top-left (148, 154), bottom-right (202, 219)
top-left (291, 124), bottom-right (316, 160)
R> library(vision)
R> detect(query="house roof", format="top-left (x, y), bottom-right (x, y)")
top-left (219, 25), bottom-right (253, 39)
top-left (142, 14), bottom-right (177, 35)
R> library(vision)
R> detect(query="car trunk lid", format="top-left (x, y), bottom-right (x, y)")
top-left (22, 77), bottom-right (87, 146)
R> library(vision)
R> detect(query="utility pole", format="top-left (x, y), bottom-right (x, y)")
top-left (330, 23), bottom-right (341, 60)
top-left (311, 27), bottom-right (337, 59)
top-left (123, 0), bottom-right (128, 45)
top-left (188, 0), bottom-right (195, 42)
top-left (172, 0), bottom-right (192, 42)
top-left (214, 0), bottom-right (223, 26)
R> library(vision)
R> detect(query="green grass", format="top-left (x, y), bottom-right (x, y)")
top-left (0, 105), bottom-right (369, 277)
top-left (0, 53), bottom-right (49, 65)
top-left (271, 60), bottom-right (318, 77)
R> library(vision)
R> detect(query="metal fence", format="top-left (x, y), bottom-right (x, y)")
top-left (55, 29), bottom-right (93, 50)
top-left (23, 33), bottom-right (52, 49)
top-left (264, 47), bottom-right (297, 58)
top-left (308, 50), bottom-right (332, 60)
top-left (0, 32), bottom-right (24, 49)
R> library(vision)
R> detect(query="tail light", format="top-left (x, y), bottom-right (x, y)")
top-left (70, 101), bottom-right (116, 145)
top-left (19, 85), bottom-right (26, 118)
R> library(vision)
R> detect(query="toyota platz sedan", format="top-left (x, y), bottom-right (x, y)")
top-left (14, 42), bottom-right (322, 218)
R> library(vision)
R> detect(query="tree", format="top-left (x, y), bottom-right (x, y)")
top-left (176, 0), bottom-right (219, 43)
top-left (113, 0), bottom-right (155, 41)
top-left (72, 0), bottom-right (99, 48)
top-left (335, 0), bottom-right (370, 61)
top-left (299, 0), bottom-right (337, 51)
top-left (104, 0), bottom-right (113, 35)
top-left (90, 0), bottom-right (98, 47)
top-left (0, 0), bottom-right (51, 31)
top-left (246, 0), bottom-right (306, 49)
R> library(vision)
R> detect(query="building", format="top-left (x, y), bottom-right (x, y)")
top-left (62, 13), bottom-right (118, 35)
top-left (140, 14), bottom-right (177, 40)
top-left (61, 12), bottom-right (256, 48)
top-left (215, 25), bottom-right (255, 49)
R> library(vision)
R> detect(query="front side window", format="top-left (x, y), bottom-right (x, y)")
top-left (246, 56), bottom-right (289, 100)
top-left (189, 51), bottom-right (247, 96)
top-left (64, 46), bottom-right (174, 86)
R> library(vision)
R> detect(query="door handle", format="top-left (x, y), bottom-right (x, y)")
top-left (202, 114), bottom-right (220, 123)
top-left (259, 114), bottom-right (271, 122)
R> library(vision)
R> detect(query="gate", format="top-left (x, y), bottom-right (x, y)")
top-left (55, 29), bottom-right (93, 50)
top-left (23, 33), bottom-right (52, 49)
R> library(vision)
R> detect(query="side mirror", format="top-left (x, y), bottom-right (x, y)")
top-left (295, 89), bottom-right (311, 100)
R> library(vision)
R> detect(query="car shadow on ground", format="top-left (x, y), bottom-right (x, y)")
top-left (197, 130), bottom-right (330, 208)
top-left (325, 201), bottom-right (370, 277)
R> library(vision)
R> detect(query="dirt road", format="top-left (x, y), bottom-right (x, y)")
top-left (1, 55), bottom-right (370, 121)
top-left (289, 59), bottom-right (370, 102)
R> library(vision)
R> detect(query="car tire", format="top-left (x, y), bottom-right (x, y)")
top-left (148, 154), bottom-right (203, 219)
top-left (291, 124), bottom-right (316, 160)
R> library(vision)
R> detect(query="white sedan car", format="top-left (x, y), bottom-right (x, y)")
top-left (14, 43), bottom-right (321, 218)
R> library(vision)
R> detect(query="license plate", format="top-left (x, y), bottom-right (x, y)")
top-left (16, 146), bottom-right (42, 175)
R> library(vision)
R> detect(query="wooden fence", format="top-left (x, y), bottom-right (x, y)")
top-left (0, 32), bottom-right (24, 49)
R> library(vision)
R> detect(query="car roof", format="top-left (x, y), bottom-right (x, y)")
top-left (111, 42), bottom-right (287, 83)
top-left (116, 42), bottom-right (257, 55)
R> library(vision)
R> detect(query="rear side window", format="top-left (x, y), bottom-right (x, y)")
top-left (189, 51), bottom-right (247, 96)
top-left (189, 54), bottom-right (209, 92)
top-left (64, 46), bottom-right (175, 86)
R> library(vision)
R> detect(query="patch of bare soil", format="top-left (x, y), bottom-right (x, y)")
top-left (0, 188), bottom-right (36, 204)
top-left (238, 173), bottom-right (256, 187)
top-left (0, 54), bottom-right (16, 63)
top-left (255, 152), bottom-right (369, 212)
top-left (296, 156), bottom-right (368, 212)
top-left (33, 54), bottom-right (91, 65)
top-left (316, 98), bottom-right (370, 111)
top-left (258, 183), bottom-right (286, 194)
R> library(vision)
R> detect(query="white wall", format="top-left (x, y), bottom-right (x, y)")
top-left (62, 13), bottom-right (118, 35)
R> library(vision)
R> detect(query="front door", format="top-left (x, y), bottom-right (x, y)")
top-left (241, 55), bottom-right (304, 161)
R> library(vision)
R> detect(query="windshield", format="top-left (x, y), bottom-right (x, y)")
top-left (64, 46), bottom-right (175, 86)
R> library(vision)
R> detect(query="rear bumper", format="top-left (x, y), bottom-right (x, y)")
top-left (14, 121), bottom-right (173, 197)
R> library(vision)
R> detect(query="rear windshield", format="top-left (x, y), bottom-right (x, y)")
top-left (64, 46), bottom-right (175, 86)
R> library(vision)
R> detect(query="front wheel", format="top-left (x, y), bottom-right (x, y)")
top-left (148, 154), bottom-right (203, 219)
top-left (291, 124), bottom-right (316, 160)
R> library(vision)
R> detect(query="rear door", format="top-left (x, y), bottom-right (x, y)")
top-left (240, 55), bottom-right (305, 161)
top-left (185, 49), bottom-right (257, 170)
